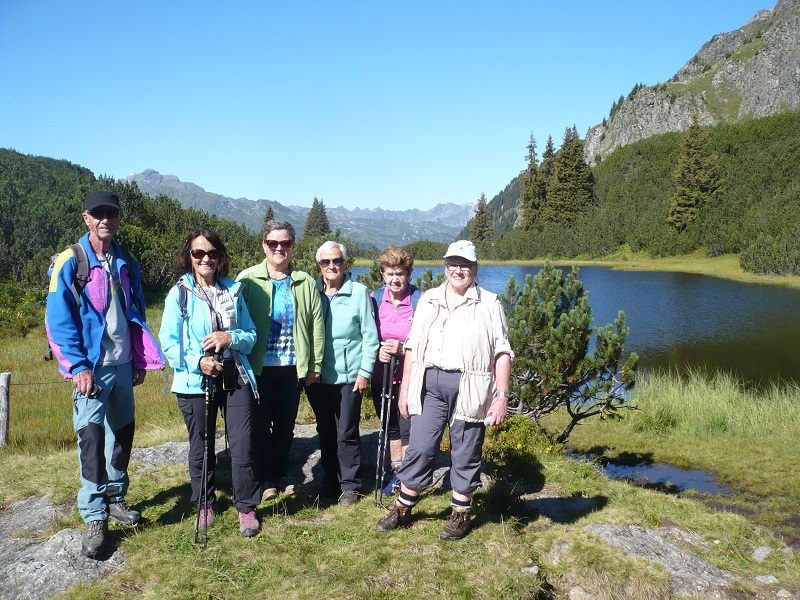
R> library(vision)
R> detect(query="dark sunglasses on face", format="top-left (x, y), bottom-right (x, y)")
top-left (264, 239), bottom-right (294, 251)
top-left (89, 208), bottom-right (120, 220)
top-left (190, 248), bottom-right (220, 261)
top-left (319, 257), bottom-right (344, 267)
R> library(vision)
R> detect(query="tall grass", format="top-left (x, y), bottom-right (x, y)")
top-left (0, 305), bottom-right (184, 454)
top-left (626, 368), bottom-right (800, 442)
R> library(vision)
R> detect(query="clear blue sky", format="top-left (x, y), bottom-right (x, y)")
top-left (1, 1), bottom-right (770, 211)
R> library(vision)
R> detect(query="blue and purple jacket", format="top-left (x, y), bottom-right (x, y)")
top-left (45, 233), bottom-right (165, 379)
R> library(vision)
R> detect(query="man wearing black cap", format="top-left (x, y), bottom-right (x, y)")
top-left (46, 191), bottom-right (165, 558)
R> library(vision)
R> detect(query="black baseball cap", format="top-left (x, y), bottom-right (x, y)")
top-left (85, 191), bottom-right (121, 212)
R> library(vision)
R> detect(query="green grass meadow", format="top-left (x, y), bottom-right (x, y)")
top-left (2, 309), bottom-right (800, 597)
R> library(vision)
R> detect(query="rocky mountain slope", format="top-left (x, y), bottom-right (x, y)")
top-left (585, 0), bottom-right (800, 163)
top-left (123, 169), bottom-right (473, 248)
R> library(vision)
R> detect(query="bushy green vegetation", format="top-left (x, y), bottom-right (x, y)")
top-left (474, 110), bottom-right (800, 275)
top-left (0, 148), bottom-right (262, 307)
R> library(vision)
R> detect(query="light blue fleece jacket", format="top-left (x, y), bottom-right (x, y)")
top-left (159, 273), bottom-right (258, 394)
top-left (316, 274), bottom-right (379, 385)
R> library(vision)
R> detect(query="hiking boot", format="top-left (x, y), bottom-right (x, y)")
top-left (261, 485), bottom-right (279, 502)
top-left (338, 490), bottom-right (361, 506)
top-left (382, 472), bottom-right (401, 496)
top-left (239, 511), bottom-right (260, 537)
top-left (108, 499), bottom-right (141, 525)
top-left (440, 508), bottom-right (471, 540)
top-left (81, 520), bottom-right (108, 559)
top-left (279, 480), bottom-right (298, 497)
top-left (197, 506), bottom-right (214, 528)
top-left (376, 503), bottom-right (412, 532)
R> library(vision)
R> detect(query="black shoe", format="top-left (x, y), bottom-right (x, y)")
top-left (376, 503), bottom-right (412, 532)
top-left (440, 509), bottom-right (471, 540)
top-left (108, 499), bottom-right (141, 525)
top-left (81, 520), bottom-right (108, 559)
top-left (338, 490), bottom-right (361, 506)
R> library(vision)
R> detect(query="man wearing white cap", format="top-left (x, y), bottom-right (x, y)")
top-left (375, 240), bottom-right (513, 540)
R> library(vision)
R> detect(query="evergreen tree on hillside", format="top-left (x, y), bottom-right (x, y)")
top-left (541, 135), bottom-right (556, 181)
top-left (667, 113), bottom-right (721, 233)
top-left (470, 193), bottom-right (493, 243)
top-left (519, 134), bottom-right (543, 231)
top-left (304, 196), bottom-right (331, 237)
top-left (539, 126), bottom-right (593, 225)
top-left (262, 204), bottom-right (275, 230)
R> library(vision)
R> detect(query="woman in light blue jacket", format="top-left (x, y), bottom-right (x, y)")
top-left (306, 241), bottom-right (379, 505)
top-left (159, 228), bottom-right (261, 537)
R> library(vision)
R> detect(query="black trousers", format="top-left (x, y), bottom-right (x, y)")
top-left (177, 376), bottom-right (260, 513)
top-left (254, 366), bottom-right (302, 485)
top-left (306, 383), bottom-right (363, 492)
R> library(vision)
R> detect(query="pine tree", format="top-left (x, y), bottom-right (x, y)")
top-left (503, 263), bottom-right (638, 443)
top-left (539, 126), bottom-right (593, 225)
top-left (470, 193), bottom-right (493, 243)
top-left (262, 204), bottom-right (275, 230)
top-left (540, 135), bottom-right (556, 181)
top-left (518, 134), bottom-right (542, 231)
top-left (304, 196), bottom-right (331, 238)
top-left (667, 114), bottom-right (721, 233)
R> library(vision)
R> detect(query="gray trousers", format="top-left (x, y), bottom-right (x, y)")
top-left (397, 368), bottom-right (485, 495)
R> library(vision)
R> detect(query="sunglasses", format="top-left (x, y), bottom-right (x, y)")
top-left (319, 257), bottom-right (345, 267)
top-left (264, 239), bottom-right (294, 251)
top-left (190, 248), bottom-right (221, 261)
top-left (89, 208), bottom-right (120, 220)
top-left (445, 262), bottom-right (473, 272)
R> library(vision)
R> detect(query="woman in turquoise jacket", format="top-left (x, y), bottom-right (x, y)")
top-left (306, 241), bottom-right (379, 504)
top-left (159, 228), bottom-right (261, 537)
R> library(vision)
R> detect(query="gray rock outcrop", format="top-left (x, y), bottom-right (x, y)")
top-left (583, 524), bottom-right (735, 598)
top-left (585, 0), bottom-right (800, 164)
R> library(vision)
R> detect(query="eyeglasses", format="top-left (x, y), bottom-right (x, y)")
top-left (445, 262), bottom-right (473, 272)
top-left (319, 257), bottom-right (344, 267)
top-left (89, 208), bottom-right (120, 220)
top-left (264, 239), bottom-right (294, 251)
top-left (190, 248), bottom-right (220, 261)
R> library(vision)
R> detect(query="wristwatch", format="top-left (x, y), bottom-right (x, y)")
top-left (493, 391), bottom-right (510, 399)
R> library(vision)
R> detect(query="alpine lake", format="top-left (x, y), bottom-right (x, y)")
top-left (354, 264), bottom-right (800, 386)
top-left (352, 263), bottom-right (800, 494)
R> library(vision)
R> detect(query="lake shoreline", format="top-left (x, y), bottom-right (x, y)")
top-left (356, 252), bottom-right (800, 290)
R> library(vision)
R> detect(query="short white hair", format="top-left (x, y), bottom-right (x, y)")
top-left (315, 240), bottom-right (349, 263)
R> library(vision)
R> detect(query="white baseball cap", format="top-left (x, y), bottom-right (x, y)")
top-left (443, 240), bottom-right (477, 263)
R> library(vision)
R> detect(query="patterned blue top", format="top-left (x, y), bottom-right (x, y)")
top-left (263, 276), bottom-right (296, 366)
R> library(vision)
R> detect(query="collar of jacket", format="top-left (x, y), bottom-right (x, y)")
top-left (79, 233), bottom-right (127, 269)
top-left (178, 271), bottom-right (239, 293)
top-left (249, 260), bottom-right (312, 284)
top-left (429, 280), bottom-right (482, 306)
top-left (316, 272), bottom-right (353, 295)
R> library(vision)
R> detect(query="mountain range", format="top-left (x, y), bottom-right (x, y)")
top-left (123, 169), bottom-right (474, 248)
top-left (584, 0), bottom-right (800, 164)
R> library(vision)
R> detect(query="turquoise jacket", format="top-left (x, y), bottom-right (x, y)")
top-left (159, 273), bottom-right (258, 395)
top-left (316, 274), bottom-right (379, 385)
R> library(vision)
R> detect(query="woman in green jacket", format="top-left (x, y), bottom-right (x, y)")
top-left (306, 241), bottom-right (379, 504)
top-left (236, 221), bottom-right (324, 500)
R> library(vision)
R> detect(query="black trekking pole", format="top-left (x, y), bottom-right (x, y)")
top-left (194, 354), bottom-right (218, 548)
top-left (373, 356), bottom-right (397, 507)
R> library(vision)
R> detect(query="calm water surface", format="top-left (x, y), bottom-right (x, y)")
top-left (352, 265), bottom-right (800, 385)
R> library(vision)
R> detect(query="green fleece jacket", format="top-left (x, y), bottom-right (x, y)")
top-left (236, 262), bottom-right (324, 378)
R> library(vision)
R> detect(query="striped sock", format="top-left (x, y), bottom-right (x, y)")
top-left (397, 491), bottom-right (419, 509)
top-left (451, 496), bottom-right (471, 512)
